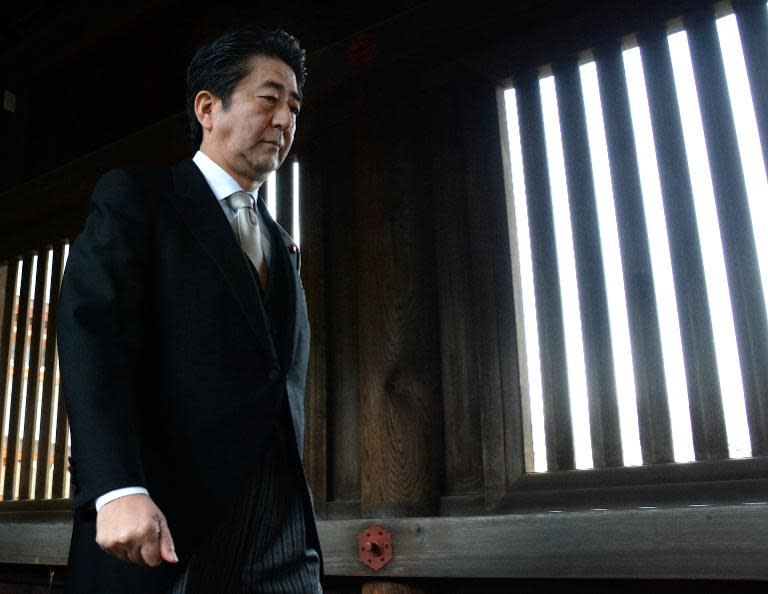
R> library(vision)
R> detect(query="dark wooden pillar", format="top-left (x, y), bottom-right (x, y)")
top-left (301, 142), bottom-right (328, 517)
top-left (354, 86), bottom-right (442, 593)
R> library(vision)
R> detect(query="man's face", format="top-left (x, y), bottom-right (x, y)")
top-left (201, 55), bottom-right (301, 188)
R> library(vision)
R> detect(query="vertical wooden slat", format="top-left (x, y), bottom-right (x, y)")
top-left (685, 8), bottom-right (768, 457)
top-left (553, 58), bottom-right (623, 469)
top-left (734, 0), bottom-right (768, 176)
top-left (515, 70), bottom-right (574, 471)
top-left (276, 158), bottom-right (295, 238)
top-left (51, 364), bottom-right (68, 499)
top-left (18, 249), bottom-right (48, 498)
top-left (35, 246), bottom-right (64, 498)
top-left (462, 80), bottom-right (522, 505)
top-left (639, 27), bottom-right (728, 460)
top-left (594, 42), bottom-right (674, 464)
top-left (0, 259), bottom-right (19, 485)
top-left (429, 86), bottom-right (484, 499)
top-left (3, 253), bottom-right (33, 499)
top-left (301, 151), bottom-right (328, 518)
top-left (325, 117), bottom-right (361, 507)
top-left (500, 88), bottom-right (537, 479)
top-left (51, 245), bottom-right (69, 498)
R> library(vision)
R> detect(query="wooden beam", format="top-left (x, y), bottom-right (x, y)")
top-left (0, 516), bottom-right (71, 566)
top-left (320, 504), bottom-right (768, 579)
top-left (3, 504), bottom-right (768, 580)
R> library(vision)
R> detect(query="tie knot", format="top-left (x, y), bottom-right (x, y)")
top-left (226, 191), bottom-right (254, 213)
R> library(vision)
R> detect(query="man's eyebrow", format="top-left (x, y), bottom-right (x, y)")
top-left (262, 79), bottom-right (303, 103)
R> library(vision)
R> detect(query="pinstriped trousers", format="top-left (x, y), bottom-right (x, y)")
top-left (167, 429), bottom-right (322, 594)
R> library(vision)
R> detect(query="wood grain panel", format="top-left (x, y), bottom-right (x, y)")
top-left (428, 86), bottom-right (483, 498)
top-left (325, 117), bottom-right (362, 506)
top-left (357, 86), bottom-right (442, 519)
top-left (301, 147), bottom-right (328, 517)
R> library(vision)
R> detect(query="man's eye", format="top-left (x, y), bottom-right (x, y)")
top-left (290, 106), bottom-right (300, 115)
top-left (260, 96), bottom-right (278, 102)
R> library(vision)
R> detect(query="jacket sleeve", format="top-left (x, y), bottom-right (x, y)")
top-left (57, 168), bottom-right (151, 509)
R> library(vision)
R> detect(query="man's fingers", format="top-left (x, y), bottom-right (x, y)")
top-left (111, 545), bottom-right (131, 564)
top-left (122, 543), bottom-right (143, 566)
top-left (158, 514), bottom-right (179, 563)
top-left (94, 495), bottom-right (176, 566)
top-left (139, 515), bottom-right (163, 567)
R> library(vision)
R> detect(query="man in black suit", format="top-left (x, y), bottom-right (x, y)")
top-left (57, 29), bottom-right (322, 593)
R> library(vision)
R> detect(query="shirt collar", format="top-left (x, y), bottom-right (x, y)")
top-left (192, 150), bottom-right (256, 204)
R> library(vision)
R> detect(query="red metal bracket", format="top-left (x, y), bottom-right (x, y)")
top-left (358, 524), bottom-right (393, 571)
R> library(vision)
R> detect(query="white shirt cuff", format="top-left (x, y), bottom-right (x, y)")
top-left (95, 487), bottom-right (149, 512)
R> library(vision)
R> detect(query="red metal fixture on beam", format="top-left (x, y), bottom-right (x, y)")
top-left (358, 524), bottom-right (393, 571)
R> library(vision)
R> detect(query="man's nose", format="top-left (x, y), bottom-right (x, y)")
top-left (272, 103), bottom-right (292, 129)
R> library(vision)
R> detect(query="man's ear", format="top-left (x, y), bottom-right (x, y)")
top-left (194, 90), bottom-right (217, 135)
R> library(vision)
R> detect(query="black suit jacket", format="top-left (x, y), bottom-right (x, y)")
top-left (57, 158), bottom-right (316, 594)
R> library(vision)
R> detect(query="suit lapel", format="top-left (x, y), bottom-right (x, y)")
top-left (169, 159), bottom-right (277, 363)
top-left (257, 195), bottom-right (299, 368)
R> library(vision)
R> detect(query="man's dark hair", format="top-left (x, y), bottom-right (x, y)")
top-left (186, 28), bottom-right (307, 150)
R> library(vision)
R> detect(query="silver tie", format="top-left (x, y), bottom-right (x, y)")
top-left (225, 191), bottom-right (268, 288)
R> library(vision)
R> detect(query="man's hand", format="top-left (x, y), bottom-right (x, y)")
top-left (95, 494), bottom-right (179, 567)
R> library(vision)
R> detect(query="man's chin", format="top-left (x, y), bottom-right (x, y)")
top-left (244, 159), bottom-right (280, 182)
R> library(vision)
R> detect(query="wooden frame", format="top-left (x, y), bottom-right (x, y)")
top-left (2, 502), bottom-right (767, 580)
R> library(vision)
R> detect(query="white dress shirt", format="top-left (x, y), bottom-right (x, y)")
top-left (95, 150), bottom-right (263, 512)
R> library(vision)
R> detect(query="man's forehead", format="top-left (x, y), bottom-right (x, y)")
top-left (247, 55), bottom-right (301, 100)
